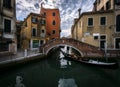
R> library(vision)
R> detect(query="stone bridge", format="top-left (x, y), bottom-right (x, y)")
top-left (39, 38), bottom-right (104, 57)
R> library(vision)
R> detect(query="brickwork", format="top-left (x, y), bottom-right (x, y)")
top-left (40, 38), bottom-right (105, 57)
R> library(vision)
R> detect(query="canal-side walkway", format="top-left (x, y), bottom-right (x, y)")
top-left (0, 49), bottom-right (43, 65)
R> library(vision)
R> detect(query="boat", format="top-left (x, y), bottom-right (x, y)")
top-left (60, 50), bottom-right (118, 69)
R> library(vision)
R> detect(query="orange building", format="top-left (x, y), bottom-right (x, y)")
top-left (40, 4), bottom-right (61, 40)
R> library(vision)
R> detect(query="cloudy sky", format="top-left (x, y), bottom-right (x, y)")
top-left (16, 0), bottom-right (95, 37)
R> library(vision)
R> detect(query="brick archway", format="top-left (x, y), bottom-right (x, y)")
top-left (39, 38), bottom-right (104, 57)
top-left (45, 44), bottom-right (84, 57)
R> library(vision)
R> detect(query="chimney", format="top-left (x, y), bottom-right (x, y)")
top-left (78, 8), bottom-right (81, 17)
top-left (41, 3), bottom-right (43, 8)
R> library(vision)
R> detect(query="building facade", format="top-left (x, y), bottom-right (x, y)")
top-left (93, 0), bottom-right (120, 49)
top-left (0, 0), bottom-right (17, 54)
top-left (72, 10), bottom-right (115, 49)
top-left (114, 0), bottom-right (120, 50)
top-left (21, 13), bottom-right (46, 50)
top-left (40, 4), bottom-right (61, 40)
top-left (16, 21), bottom-right (23, 49)
top-left (71, 0), bottom-right (120, 50)
top-left (93, 0), bottom-right (114, 11)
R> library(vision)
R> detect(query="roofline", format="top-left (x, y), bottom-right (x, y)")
top-left (78, 10), bottom-right (114, 22)
top-left (23, 12), bottom-right (45, 22)
top-left (81, 10), bottom-right (114, 16)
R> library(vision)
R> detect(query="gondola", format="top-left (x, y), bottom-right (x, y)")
top-left (60, 50), bottom-right (118, 69)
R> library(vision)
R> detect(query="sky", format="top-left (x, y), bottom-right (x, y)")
top-left (16, 0), bottom-right (95, 37)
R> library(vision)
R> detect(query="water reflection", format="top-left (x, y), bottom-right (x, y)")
top-left (15, 76), bottom-right (26, 87)
top-left (58, 47), bottom-right (78, 87)
top-left (0, 47), bottom-right (120, 87)
top-left (59, 47), bottom-right (71, 68)
top-left (58, 78), bottom-right (78, 87)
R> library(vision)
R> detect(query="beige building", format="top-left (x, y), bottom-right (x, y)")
top-left (71, 0), bottom-right (120, 50)
top-left (0, 0), bottom-right (17, 54)
top-left (93, 0), bottom-right (120, 49)
top-left (21, 13), bottom-right (46, 50)
top-left (93, 0), bottom-right (115, 11)
top-left (72, 10), bottom-right (115, 49)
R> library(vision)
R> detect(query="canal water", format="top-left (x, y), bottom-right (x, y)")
top-left (0, 49), bottom-right (120, 87)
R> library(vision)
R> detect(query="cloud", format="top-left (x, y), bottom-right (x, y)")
top-left (16, 0), bottom-right (95, 37)
top-left (61, 29), bottom-right (71, 37)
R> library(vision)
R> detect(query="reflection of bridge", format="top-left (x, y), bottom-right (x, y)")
top-left (39, 38), bottom-right (104, 57)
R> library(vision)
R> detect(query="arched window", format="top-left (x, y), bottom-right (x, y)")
top-left (52, 20), bottom-right (56, 25)
top-left (116, 15), bottom-right (120, 32)
top-left (52, 12), bottom-right (56, 16)
top-left (32, 28), bottom-right (37, 36)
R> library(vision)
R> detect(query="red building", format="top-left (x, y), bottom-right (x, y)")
top-left (40, 4), bottom-right (61, 40)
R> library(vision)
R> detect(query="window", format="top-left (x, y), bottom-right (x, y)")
top-left (4, 19), bottom-right (11, 33)
top-left (100, 17), bottom-right (106, 25)
top-left (116, 15), bottom-right (120, 32)
top-left (32, 17), bottom-right (38, 23)
top-left (88, 18), bottom-right (93, 26)
top-left (3, 0), bottom-right (12, 9)
top-left (41, 30), bottom-right (45, 33)
top-left (40, 29), bottom-right (45, 37)
top-left (115, 38), bottom-right (120, 49)
top-left (44, 12), bottom-right (46, 16)
top-left (32, 40), bottom-right (39, 48)
top-left (106, 1), bottom-right (111, 10)
top-left (100, 35), bottom-right (106, 49)
top-left (52, 30), bottom-right (56, 34)
top-left (100, 35), bottom-right (106, 39)
top-left (94, 36), bottom-right (99, 40)
top-left (53, 12), bottom-right (56, 16)
top-left (32, 28), bottom-right (37, 36)
top-left (100, 40), bottom-right (106, 49)
top-left (115, 0), bottom-right (120, 5)
top-left (41, 20), bottom-right (46, 25)
top-left (52, 20), bottom-right (56, 25)
top-left (93, 33), bottom-right (99, 40)
top-left (40, 40), bottom-right (44, 45)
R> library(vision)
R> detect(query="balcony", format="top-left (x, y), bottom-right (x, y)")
top-left (41, 20), bottom-right (46, 25)
top-left (3, 30), bottom-right (16, 39)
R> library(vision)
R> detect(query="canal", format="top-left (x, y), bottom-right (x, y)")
top-left (0, 49), bottom-right (120, 87)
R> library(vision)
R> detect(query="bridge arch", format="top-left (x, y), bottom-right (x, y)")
top-left (40, 38), bottom-right (104, 57)
top-left (46, 44), bottom-right (84, 57)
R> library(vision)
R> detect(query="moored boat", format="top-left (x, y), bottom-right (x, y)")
top-left (60, 50), bottom-right (118, 69)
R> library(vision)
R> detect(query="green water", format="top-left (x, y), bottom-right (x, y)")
top-left (0, 50), bottom-right (120, 87)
